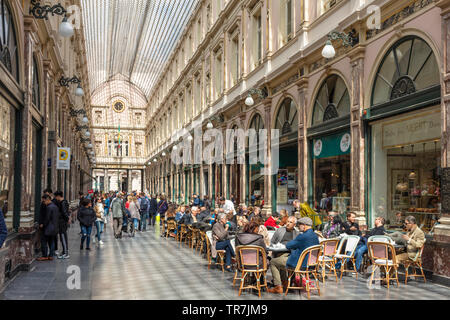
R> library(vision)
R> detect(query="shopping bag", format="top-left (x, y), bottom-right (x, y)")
top-left (156, 213), bottom-right (160, 224)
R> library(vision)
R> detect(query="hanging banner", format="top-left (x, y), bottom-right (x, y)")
top-left (56, 147), bottom-right (71, 170)
top-left (313, 131), bottom-right (351, 159)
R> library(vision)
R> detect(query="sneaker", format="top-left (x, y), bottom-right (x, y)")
top-left (86, 247), bottom-right (91, 251)
top-left (80, 245), bottom-right (83, 250)
top-left (63, 254), bottom-right (70, 259)
top-left (99, 240), bottom-right (104, 245)
top-left (93, 238), bottom-right (96, 244)
top-left (57, 255), bottom-right (64, 260)
top-left (54, 251), bottom-right (60, 256)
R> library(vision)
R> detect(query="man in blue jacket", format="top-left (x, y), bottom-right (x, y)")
top-left (268, 217), bottom-right (319, 294)
top-left (285, 217), bottom-right (319, 270)
top-left (0, 208), bottom-right (7, 248)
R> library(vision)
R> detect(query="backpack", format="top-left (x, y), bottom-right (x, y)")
top-left (140, 198), bottom-right (149, 213)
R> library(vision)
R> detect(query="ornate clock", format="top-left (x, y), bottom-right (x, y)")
top-left (112, 100), bottom-right (125, 113)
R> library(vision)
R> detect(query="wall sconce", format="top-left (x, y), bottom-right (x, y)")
top-left (60, 76), bottom-right (84, 96)
top-left (245, 87), bottom-right (268, 106)
top-left (322, 29), bottom-right (359, 59)
top-left (30, 0), bottom-right (74, 38)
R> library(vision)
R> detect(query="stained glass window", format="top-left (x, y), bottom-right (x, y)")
top-left (0, 0), bottom-right (19, 82)
top-left (275, 98), bottom-right (298, 136)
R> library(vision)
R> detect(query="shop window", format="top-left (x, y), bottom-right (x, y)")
top-left (312, 74), bottom-right (350, 126)
top-left (372, 36), bottom-right (439, 106)
top-left (32, 56), bottom-right (40, 110)
top-left (249, 114), bottom-right (265, 205)
top-left (275, 98), bottom-right (298, 136)
top-left (0, 0), bottom-right (19, 83)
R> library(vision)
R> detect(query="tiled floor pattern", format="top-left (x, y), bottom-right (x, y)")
top-left (1, 221), bottom-right (449, 300)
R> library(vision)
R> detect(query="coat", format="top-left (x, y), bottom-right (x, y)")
top-left (405, 226), bottom-right (425, 259)
top-left (55, 199), bottom-right (70, 233)
top-left (157, 200), bottom-right (168, 217)
top-left (264, 216), bottom-right (279, 229)
top-left (111, 197), bottom-right (126, 218)
top-left (128, 201), bottom-right (141, 220)
top-left (270, 227), bottom-right (301, 245)
top-left (0, 209), bottom-right (7, 248)
top-left (78, 206), bottom-right (96, 227)
top-left (235, 232), bottom-right (267, 268)
top-left (44, 202), bottom-right (60, 236)
top-left (211, 222), bottom-right (229, 258)
top-left (149, 198), bottom-right (158, 214)
top-left (286, 229), bottom-right (319, 269)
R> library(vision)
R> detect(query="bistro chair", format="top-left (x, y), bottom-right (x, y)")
top-left (166, 219), bottom-right (177, 239)
top-left (334, 235), bottom-right (360, 280)
top-left (178, 224), bottom-right (188, 244)
top-left (160, 217), bottom-right (166, 235)
top-left (267, 231), bottom-right (276, 243)
top-left (401, 240), bottom-right (427, 284)
top-left (235, 245), bottom-right (268, 298)
top-left (318, 239), bottom-right (340, 283)
top-left (367, 235), bottom-right (395, 244)
top-left (285, 245), bottom-right (322, 299)
top-left (367, 241), bottom-right (399, 289)
top-left (205, 231), bottom-right (225, 273)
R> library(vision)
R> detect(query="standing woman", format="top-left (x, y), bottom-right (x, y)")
top-left (78, 198), bottom-right (96, 251)
top-left (128, 196), bottom-right (141, 233)
top-left (94, 198), bottom-right (105, 245)
top-left (103, 194), bottom-right (111, 223)
top-left (157, 195), bottom-right (168, 221)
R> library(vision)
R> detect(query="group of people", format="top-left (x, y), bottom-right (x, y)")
top-left (162, 197), bottom-right (426, 294)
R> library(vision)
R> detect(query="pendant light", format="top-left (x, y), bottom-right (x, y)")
top-left (409, 144), bottom-right (416, 180)
top-left (59, 16), bottom-right (74, 38)
top-left (396, 146), bottom-right (408, 192)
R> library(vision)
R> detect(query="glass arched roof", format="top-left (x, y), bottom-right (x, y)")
top-left (81, 0), bottom-right (199, 98)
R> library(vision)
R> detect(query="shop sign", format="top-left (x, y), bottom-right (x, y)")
top-left (382, 111), bottom-right (440, 149)
top-left (56, 147), bottom-right (71, 170)
top-left (313, 131), bottom-right (351, 159)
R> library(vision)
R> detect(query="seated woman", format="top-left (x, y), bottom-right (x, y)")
top-left (323, 214), bottom-right (343, 239)
top-left (255, 216), bottom-right (271, 247)
top-left (235, 221), bottom-right (268, 269)
top-left (165, 204), bottom-right (177, 237)
top-left (212, 213), bottom-right (236, 272)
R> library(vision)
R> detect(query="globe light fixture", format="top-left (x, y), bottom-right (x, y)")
top-left (322, 40), bottom-right (336, 59)
top-left (207, 121), bottom-right (214, 129)
top-left (85, 131), bottom-right (91, 137)
top-left (173, 145), bottom-right (178, 151)
top-left (245, 94), bottom-right (254, 106)
top-left (187, 135), bottom-right (193, 142)
top-left (82, 116), bottom-right (89, 124)
top-left (75, 84), bottom-right (84, 97)
top-left (153, 158), bottom-right (157, 162)
top-left (87, 143), bottom-right (93, 149)
top-left (162, 152), bottom-right (166, 157)
top-left (59, 16), bottom-right (74, 38)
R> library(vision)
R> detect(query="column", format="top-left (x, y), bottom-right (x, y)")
top-left (297, 77), bottom-right (309, 203)
top-left (222, 125), bottom-right (228, 199)
top-left (262, 100), bottom-right (273, 216)
top-left (127, 169), bottom-right (131, 193)
top-left (349, 47), bottom-right (366, 226)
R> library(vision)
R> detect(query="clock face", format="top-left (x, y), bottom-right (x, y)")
top-left (112, 100), bottom-right (125, 113)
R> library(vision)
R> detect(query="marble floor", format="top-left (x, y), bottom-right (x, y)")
top-left (1, 222), bottom-right (449, 300)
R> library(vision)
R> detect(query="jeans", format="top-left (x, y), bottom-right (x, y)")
top-left (95, 221), bottom-right (104, 242)
top-left (81, 225), bottom-right (93, 248)
top-left (335, 251), bottom-right (353, 270)
top-left (140, 212), bottom-right (149, 230)
top-left (354, 244), bottom-right (368, 271)
top-left (133, 218), bottom-right (139, 230)
top-left (41, 231), bottom-right (56, 258)
top-left (59, 231), bottom-right (69, 255)
top-left (216, 240), bottom-right (235, 267)
top-left (149, 212), bottom-right (157, 226)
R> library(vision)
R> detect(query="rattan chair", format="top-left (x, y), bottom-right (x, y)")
top-left (205, 231), bottom-right (225, 272)
top-left (318, 239), bottom-right (339, 282)
top-left (401, 240), bottom-right (427, 284)
top-left (165, 219), bottom-right (177, 239)
top-left (235, 245), bottom-right (268, 298)
top-left (178, 224), bottom-right (188, 244)
top-left (285, 244), bottom-right (322, 299)
top-left (334, 235), bottom-right (360, 280)
top-left (367, 241), bottom-right (399, 288)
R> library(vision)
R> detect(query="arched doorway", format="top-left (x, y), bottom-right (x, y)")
top-left (273, 98), bottom-right (298, 213)
top-left (368, 36), bottom-right (441, 231)
top-left (247, 113), bottom-right (264, 207)
top-left (308, 74), bottom-right (351, 215)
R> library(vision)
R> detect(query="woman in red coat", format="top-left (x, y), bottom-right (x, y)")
top-left (264, 212), bottom-right (280, 229)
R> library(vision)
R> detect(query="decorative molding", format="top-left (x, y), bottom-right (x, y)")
top-left (272, 74), bottom-right (299, 95)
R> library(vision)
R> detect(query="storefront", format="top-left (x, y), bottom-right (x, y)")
top-left (273, 98), bottom-right (298, 213)
top-left (366, 36), bottom-right (441, 232)
top-left (247, 113), bottom-right (265, 207)
top-left (308, 74), bottom-right (351, 215)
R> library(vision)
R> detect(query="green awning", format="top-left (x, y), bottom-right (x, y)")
top-left (313, 131), bottom-right (351, 159)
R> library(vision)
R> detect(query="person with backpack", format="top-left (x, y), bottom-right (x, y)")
top-left (54, 191), bottom-right (70, 259)
top-left (111, 193), bottom-right (126, 239)
top-left (37, 194), bottom-right (59, 261)
top-left (138, 192), bottom-right (150, 231)
top-left (78, 198), bottom-right (96, 250)
top-left (157, 195), bottom-right (168, 224)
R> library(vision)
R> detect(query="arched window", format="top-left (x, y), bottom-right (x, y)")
top-left (0, 0), bottom-right (19, 82)
top-left (372, 36), bottom-right (439, 106)
top-left (312, 75), bottom-right (350, 126)
top-left (249, 113), bottom-right (264, 147)
top-left (32, 56), bottom-right (40, 110)
top-left (275, 98), bottom-right (298, 135)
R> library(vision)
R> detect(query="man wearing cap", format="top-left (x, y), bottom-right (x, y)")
top-left (268, 217), bottom-right (319, 293)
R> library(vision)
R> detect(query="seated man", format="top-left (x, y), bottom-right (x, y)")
top-left (212, 213), bottom-right (235, 272)
top-left (342, 212), bottom-right (361, 236)
top-left (268, 217), bottom-right (318, 294)
top-left (354, 216), bottom-right (386, 272)
top-left (182, 206), bottom-right (200, 225)
top-left (268, 216), bottom-right (299, 293)
top-left (395, 216), bottom-right (425, 263)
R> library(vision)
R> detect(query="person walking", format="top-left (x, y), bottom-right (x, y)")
top-left (129, 196), bottom-right (141, 233)
top-left (94, 197), bottom-right (105, 245)
top-left (149, 194), bottom-right (158, 227)
top-left (0, 208), bottom-right (7, 249)
top-left (157, 195), bottom-right (168, 223)
top-left (111, 193), bottom-right (126, 239)
top-left (54, 191), bottom-right (70, 259)
top-left (37, 194), bottom-right (59, 261)
top-left (138, 193), bottom-right (150, 231)
top-left (78, 198), bottom-right (96, 251)
top-left (103, 194), bottom-right (111, 223)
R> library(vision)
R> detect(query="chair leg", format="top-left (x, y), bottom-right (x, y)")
top-left (238, 273), bottom-right (245, 296)
top-left (419, 262), bottom-right (426, 283)
top-left (285, 272), bottom-right (292, 296)
top-left (306, 273), bottom-right (310, 299)
top-left (352, 258), bottom-right (358, 279)
top-left (256, 272), bottom-right (261, 298)
top-left (404, 264), bottom-right (409, 285)
top-left (369, 266), bottom-right (375, 288)
top-left (386, 266), bottom-right (390, 289)
top-left (395, 267), bottom-right (399, 286)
